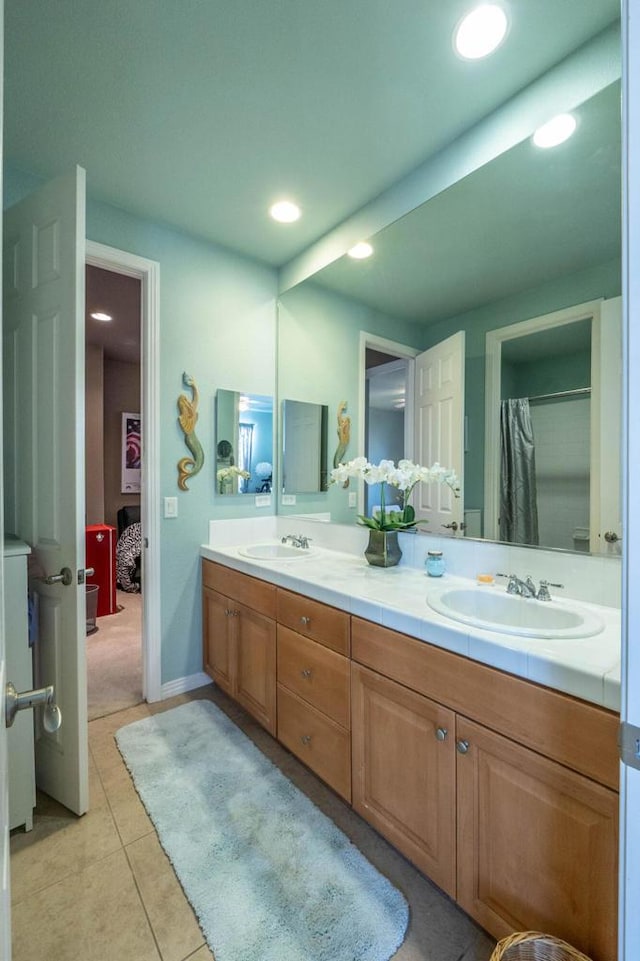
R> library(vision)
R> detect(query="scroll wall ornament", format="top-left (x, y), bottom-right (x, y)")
top-left (177, 372), bottom-right (205, 490)
top-left (333, 401), bottom-right (351, 488)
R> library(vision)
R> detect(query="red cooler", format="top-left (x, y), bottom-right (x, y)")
top-left (85, 524), bottom-right (117, 617)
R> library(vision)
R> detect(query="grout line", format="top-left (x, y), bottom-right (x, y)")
top-left (122, 843), bottom-right (166, 961)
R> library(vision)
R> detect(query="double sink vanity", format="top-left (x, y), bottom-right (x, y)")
top-left (201, 521), bottom-right (620, 961)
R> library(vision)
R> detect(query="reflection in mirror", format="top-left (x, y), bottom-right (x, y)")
top-left (216, 390), bottom-right (273, 495)
top-left (282, 399), bottom-right (329, 493)
top-left (365, 354), bottom-right (410, 517)
top-left (277, 80), bottom-right (621, 553)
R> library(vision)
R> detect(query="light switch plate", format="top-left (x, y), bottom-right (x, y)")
top-left (164, 496), bottom-right (178, 518)
top-left (348, 492), bottom-right (357, 508)
top-left (255, 494), bottom-right (271, 508)
top-left (282, 494), bottom-right (296, 505)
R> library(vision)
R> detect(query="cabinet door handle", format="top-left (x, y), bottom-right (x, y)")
top-left (300, 616), bottom-right (311, 626)
top-left (300, 668), bottom-right (313, 679)
top-left (300, 734), bottom-right (312, 746)
top-left (456, 739), bottom-right (470, 755)
top-left (435, 727), bottom-right (448, 741)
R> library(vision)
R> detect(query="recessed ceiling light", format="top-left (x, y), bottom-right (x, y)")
top-left (347, 241), bottom-right (374, 260)
top-left (269, 200), bottom-right (301, 223)
top-left (454, 4), bottom-right (508, 60)
top-left (532, 113), bottom-right (577, 148)
top-left (90, 311), bottom-right (112, 322)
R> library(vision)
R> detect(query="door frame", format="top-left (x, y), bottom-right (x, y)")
top-left (86, 241), bottom-right (161, 703)
top-left (483, 298), bottom-right (603, 543)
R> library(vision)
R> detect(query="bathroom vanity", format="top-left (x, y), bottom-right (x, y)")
top-left (201, 541), bottom-right (620, 961)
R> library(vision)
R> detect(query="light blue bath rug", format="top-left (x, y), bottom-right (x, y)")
top-left (116, 699), bottom-right (408, 961)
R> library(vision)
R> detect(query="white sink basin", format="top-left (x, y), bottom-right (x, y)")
top-left (238, 543), bottom-right (316, 560)
top-left (427, 587), bottom-right (603, 639)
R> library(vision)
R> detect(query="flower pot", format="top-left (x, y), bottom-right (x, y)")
top-left (364, 530), bottom-right (402, 568)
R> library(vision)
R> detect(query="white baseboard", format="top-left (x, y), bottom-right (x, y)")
top-left (161, 671), bottom-right (213, 700)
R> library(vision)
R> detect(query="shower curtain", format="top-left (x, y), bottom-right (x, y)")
top-left (500, 398), bottom-right (539, 545)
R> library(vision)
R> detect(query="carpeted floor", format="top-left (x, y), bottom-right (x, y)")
top-left (116, 699), bottom-right (410, 961)
top-left (87, 590), bottom-right (143, 720)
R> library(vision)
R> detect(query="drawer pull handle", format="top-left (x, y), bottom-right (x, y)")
top-left (456, 739), bottom-right (470, 755)
top-left (300, 668), bottom-right (313, 679)
top-left (300, 734), bottom-right (312, 746)
top-left (435, 727), bottom-right (448, 742)
top-left (300, 616), bottom-right (311, 626)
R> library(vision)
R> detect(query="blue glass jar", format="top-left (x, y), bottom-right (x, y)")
top-left (425, 550), bottom-right (445, 577)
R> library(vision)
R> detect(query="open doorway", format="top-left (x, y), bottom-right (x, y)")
top-left (359, 333), bottom-right (419, 516)
top-left (85, 265), bottom-right (143, 719)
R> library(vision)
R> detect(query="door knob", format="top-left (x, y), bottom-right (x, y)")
top-left (5, 681), bottom-right (62, 733)
top-left (41, 566), bottom-right (73, 586)
top-left (604, 531), bottom-right (622, 543)
top-left (456, 739), bottom-right (470, 754)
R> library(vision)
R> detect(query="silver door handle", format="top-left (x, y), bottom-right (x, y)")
top-left (5, 681), bottom-right (62, 733)
top-left (85, 567), bottom-right (95, 577)
top-left (604, 531), bottom-right (622, 543)
top-left (42, 566), bottom-right (73, 586)
top-left (442, 522), bottom-right (458, 531)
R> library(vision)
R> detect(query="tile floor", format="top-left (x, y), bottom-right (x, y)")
top-left (9, 685), bottom-right (496, 961)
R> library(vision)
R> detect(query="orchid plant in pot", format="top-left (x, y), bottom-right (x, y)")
top-left (330, 457), bottom-right (460, 567)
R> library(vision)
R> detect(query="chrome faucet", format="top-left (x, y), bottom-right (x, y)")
top-left (281, 533), bottom-right (311, 549)
top-left (497, 573), bottom-right (564, 600)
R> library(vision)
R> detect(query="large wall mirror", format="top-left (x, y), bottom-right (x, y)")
top-left (216, 389), bottom-right (274, 495)
top-left (277, 75), bottom-right (621, 553)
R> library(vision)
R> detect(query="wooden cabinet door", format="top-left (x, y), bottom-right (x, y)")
top-left (235, 601), bottom-right (277, 735)
top-left (351, 663), bottom-right (456, 897)
top-left (456, 717), bottom-right (618, 961)
top-left (203, 587), bottom-right (234, 695)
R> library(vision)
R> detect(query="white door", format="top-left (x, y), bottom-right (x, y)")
top-left (3, 168), bottom-right (88, 816)
top-left (594, 295), bottom-right (622, 551)
top-left (413, 332), bottom-right (465, 533)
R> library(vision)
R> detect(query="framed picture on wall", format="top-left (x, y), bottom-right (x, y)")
top-left (121, 412), bottom-right (141, 493)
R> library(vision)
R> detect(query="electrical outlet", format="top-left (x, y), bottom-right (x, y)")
top-left (255, 494), bottom-right (272, 508)
top-left (348, 492), bottom-right (357, 508)
top-left (164, 496), bottom-right (178, 518)
top-left (282, 494), bottom-right (296, 505)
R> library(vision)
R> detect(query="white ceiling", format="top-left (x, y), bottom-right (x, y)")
top-left (4, 0), bottom-right (620, 269)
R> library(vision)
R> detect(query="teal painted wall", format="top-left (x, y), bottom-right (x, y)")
top-left (277, 281), bottom-right (425, 523)
top-left (420, 258), bottom-right (621, 515)
top-left (502, 350), bottom-right (591, 400)
top-left (5, 165), bottom-right (277, 687)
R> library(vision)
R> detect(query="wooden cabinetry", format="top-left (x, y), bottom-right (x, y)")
top-left (202, 561), bottom-right (276, 734)
top-left (351, 617), bottom-right (619, 961)
top-left (276, 590), bottom-right (351, 801)
top-left (456, 717), bottom-right (618, 961)
top-left (351, 663), bottom-right (456, 895)
top-left (201, 561), bottom-right (619, 960)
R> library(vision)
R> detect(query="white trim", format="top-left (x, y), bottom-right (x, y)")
top-left (483, 298), bottom-right (602, 543)
top-left (358, 332), bottom-right (419, 516)
top-left (161, 672), bottom-right (213, 700)
top-left (85, 240), bottom-right (162, 703)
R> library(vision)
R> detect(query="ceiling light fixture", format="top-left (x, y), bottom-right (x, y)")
top-left (90, 311), bottom-right (112, 322)
top-left (532, 113), bottom-right (577, 148)
top-left (269, 200), bottom-right (301, 223)
top-left (347, 241), bottom-right (374, 260)
top-left (454, 4), bottom-right (508, 60)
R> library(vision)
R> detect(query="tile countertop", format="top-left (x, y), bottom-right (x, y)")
top-left (200, 543), bottom-right (621, 713)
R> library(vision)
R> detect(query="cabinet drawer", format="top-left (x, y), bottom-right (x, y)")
top-left (277, 684), bottom-right (351, 802)
top-left (352, 617), bottom-right (619, 790)
top-left (202, 560), bottom-right (276, 618)
top-left (276, 588), bottom-right (350, 655)
top-left (277, 625), bottom-right (350, 728)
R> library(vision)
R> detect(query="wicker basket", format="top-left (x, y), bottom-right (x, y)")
top-left (489, 931), bottom-right (594, 961)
